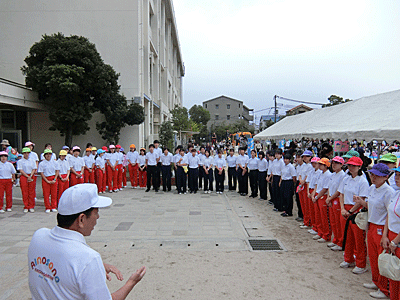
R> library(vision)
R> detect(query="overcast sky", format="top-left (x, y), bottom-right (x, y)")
top-left (173, 0), bottom-right (400, 122)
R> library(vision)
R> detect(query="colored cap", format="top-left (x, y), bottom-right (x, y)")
top-left (369, 163), bottom-right (390, 177)
top-left (130, 144), bottom-right (136, 148)
top-left (346, 156), bottom-right (363, 166)
top-left (311, 157), bottom-right (320, 163)
top-left (342, 149), bottom-right (360, 158)
top-left (120, 148), bottom-right (124, 152)
top-left (22, 147), bottom-right (31, 153)
top-left (97, 149), bottom-right (105, 155)
top-left (0, 139), bottom-right (10, 146)
top-left (91, 147), bottom-right (97, 151)
top-left (17, 154), bottom-right (23, 157)
top-left (301, 150), bottom-right (313, 157)
top-left (116, 145), bottom-right (121, 149)
top-left (59, 150), bottom-right (68, 156)
top-left (318, 158), bottom-right (330, 167)
top-left (58, 183), bottom-right (112, 216)
top-left (101, 146), bottom-right (108, 151)
top-left (332, 156), bottom-right (344, 164)
top-left (62, 146), bottom-right (70, 150)
top-left (392, 167), bottom-right (400, 173)
top-left (43, 149), bottom-right (52, 154)
top-left (109, 145), bottom-right (116, 149)
top-left (86, 148), bottom-right (92, 152)
top-left (25, 141), bottom-right (35, 147)
top-left (0, 151), bottom-right (8, 156)
top-left (72, 146), bottom-right (81, 152)
top-left (379, 153), bottom-right (398, 164)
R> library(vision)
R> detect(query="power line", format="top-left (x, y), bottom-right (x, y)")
top-left (276, 96), bottom-right (325, 106)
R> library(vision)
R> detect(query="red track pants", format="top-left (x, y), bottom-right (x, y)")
top-left (70, 171), bottom-right (84, 186)
top-left (329, 197), bottom-right (343, 247)
top-left (313, 194), bottom-right (322, 236)
top-left (117, 164), bottom-right (123, 189)
top-left (57, 174), bottom-right (69, 203)
top-left (317, 195), bottom-right (331, 241)
top-left (368, 223), bottom-right (389, 297)
top-left (308, 189), bottom-right (317, 231)
top-left (0, 178), bottom-right (13, 210)
top-left (20, 176), bottom-right (36, 209)
top-left (340, 204), bottom-right (367, 268)
top-left (128, 164), bottom-right (139, 187)
top-left (96, 168), bottom-right (106, 193)
top-left (389, 230), bottom-right (400, 299)
top-left (138, 169), bottom-right (147, 187)
top-left (84, 169), bottom-right (95, 183)
top-left (300, 184), bottom-right (310, 226)
top-left (42, 175), bottom-right (57, 210)
top-left (107, 165), bottom-right (118, 191)
top-left (122, 166), bottom-right (127, 187)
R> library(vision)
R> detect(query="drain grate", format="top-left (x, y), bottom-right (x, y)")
top-left (248, 239), bottom-right (283, 251)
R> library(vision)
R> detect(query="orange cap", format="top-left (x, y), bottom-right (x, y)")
top-left (130, 144), bottom-right (136, 148)
top-left (318, 158), bottom-right (331, 167)
top-left (86, 148), bottom-right (91, 152)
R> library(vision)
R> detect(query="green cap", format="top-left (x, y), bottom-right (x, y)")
top-left (342, 149), bottom-right (360, 158)
top-left (44, 149), bottom-right (53, 154)
top-left (22, 147), bottom-right (31, 153)
top-left (379, 153), bottom-right (398, 163)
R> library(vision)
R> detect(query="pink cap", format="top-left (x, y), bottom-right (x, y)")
top-left (109, 145), bottom-right (116, 149)
top-left (72, 146), bottom-right (81, 151)
top-left (25, 141), bottom-right (35, 147)
top-left (332, 156), bottom-right (344, 164)
top-left (311, 157), bottom-right (320, 163)
top-left (0, 151), bottom-right (8, 156)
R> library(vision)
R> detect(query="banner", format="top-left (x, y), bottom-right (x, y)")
top-left (247, 138), bottom-right (254, 157)
top-left (334, 140), bottom-right (350, 153)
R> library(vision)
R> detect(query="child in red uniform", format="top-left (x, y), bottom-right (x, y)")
top-left (0, 151), bottom-right (16, 213)
top-left (17, 147), bottom-right (37, 213)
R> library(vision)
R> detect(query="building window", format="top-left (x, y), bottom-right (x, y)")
top-left (227, 104), bottom-right (230, 109)
top-left (227, 115), bottom-right (230, 120)
top-left (215, 104), bottom-right (219, 109)
top-left (239, 103), bottom-right (241, 108)
top-left (1, 110), bottom-right (15, 129)
top-left (215, 115), bottom-right (219, 120)
top-left (205, 104), bottom-right (207, 108)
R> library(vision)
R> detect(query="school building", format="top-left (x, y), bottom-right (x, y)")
top-left (0, 0), bottom-right (184, 152)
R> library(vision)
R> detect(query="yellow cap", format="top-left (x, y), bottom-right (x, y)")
top-left (59, 150), bottom-right (68, 156)
top-left (91, 147), bottom-right (97, 151)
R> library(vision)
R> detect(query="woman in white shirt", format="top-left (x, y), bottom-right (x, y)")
top-left (57, 150), bottom-right (70, 203)
top-left (106, 145), bottom-right (118, 192)
top-left (354, 163), bottom-right (392, 299)
top-left (325, 156), bottom-right (346, 251)
top-left (247, 150), bottom-right (259, 198)
top-left (83, 148), bottom-right (95, 184)
top-left (381, 166), bottom-right (400, 299)
top-left (95, 149), bottom-right (106, 193)
top-left (17, 147), bottom-right (37, 213)
top-left (338, 156), bottom-right (370, 274)
top-left (306, 157), bottom-right (322, 236)
top-left (69, 147), bottom-right (85, 187)
top-left (213, 150), bottom-right (226, 194)
top-left (203, 150), bottom-right (214, 193)
top-left (127, 144), bottom-right (139, 188)
top-left (257, 151), bottom-right (268, 200)
top-left (38, 149), bottom-right (59, 213)
top-left (137, 148), bottom-right (147, 189)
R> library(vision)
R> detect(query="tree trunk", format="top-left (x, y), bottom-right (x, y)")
top-left (65, 126), bottom-right (73, 147)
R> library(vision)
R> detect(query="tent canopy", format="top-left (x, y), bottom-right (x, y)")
top-left (254, 89), bottom-right (400, 141)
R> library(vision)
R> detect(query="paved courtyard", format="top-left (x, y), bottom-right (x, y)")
top-left (0, 185), bottom-right (372, 299)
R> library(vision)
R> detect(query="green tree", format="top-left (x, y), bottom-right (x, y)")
top-left (322, 95), bottom-right (352, 108)
top-left (189, 104), bottom-right (210, 142)
top-left (21, 33), bottom-right (144, 146)
top-left (210, 122), bottom-right (230, 141)
top-left (159, 121), bottom-right (174, 150)
top-left (231, 120), bottom-right (255, 134)
top-left (170, 104), bottom-right (190, 133)
top-left (260, 119), bottom-right (275, 131)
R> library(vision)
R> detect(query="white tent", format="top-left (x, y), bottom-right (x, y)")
top-left (254, 89), bottom-right (400, 141)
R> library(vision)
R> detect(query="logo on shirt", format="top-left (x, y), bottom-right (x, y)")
top-left (30, 256), bottom-right (60, 283)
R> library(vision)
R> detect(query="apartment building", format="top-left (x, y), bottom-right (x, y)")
top-left (203, 96), bottom-right (253, 129)
top-left (0, 0), bottom-right (184, 150)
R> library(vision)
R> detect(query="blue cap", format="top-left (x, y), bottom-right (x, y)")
top-left (301, 150), bottom-right (313, 157)
top-left (120, 148), bottom-right (124, 152)
top-left (97, 149), bottom-right (105, 155)
top-left (392, 167), bottom-right (400, 173)
top-left (62, 145), bottom-right (70, 150)
top-left (369, 163), bottom-right (390, 177)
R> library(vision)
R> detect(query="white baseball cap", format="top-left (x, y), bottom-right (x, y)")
top-left (58, 184), bottom-right (112, 215)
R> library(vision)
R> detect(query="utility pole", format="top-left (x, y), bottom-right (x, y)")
top-left (274, 95), bottom-right (277, 123)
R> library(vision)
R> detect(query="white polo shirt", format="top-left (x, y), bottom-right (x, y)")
top-left (137, 155), bottom-right (146, 167)
top-left (154, 147), bottom-right (162, 158)
top-left (203, 156), bottom-right (213, 168)
top-left (83, 155), bottom-right (95, 168)
top-left (328, 170), bottom-right (346, 197)
top-left (176, 154), bottom-right (188, 166)
top-left (366, 182), bottom-right (394, 225)
top-left (315, 170), bottom-right (332, 194)
top-left (145, 151), bottom-right (159, 166)
top-left (308, 169), bottom-right (322, 188)
top-left (160, 152), bottom-right (173, 166)
top-left (257, 158), bottom-right (268, 172)
top-left (226, 155), bottom-right (237, 168)
top-left (213, 157), bottom-right (226, 170)
top-left (69, 156), bottom-right (85, 172)
top-left (38, 159), bottom-right (60, 177)
top-left (126, 151), bottom-right (138, 164)
top-left (236, 154), bottom-right (249, 169)
top-left (268, 158), bottom-right (284, 176)
top-left (281, 163), bottom-right (297, 180)
top-left (40, 153), bottom-right (57, 161)
top-left (105, 153), bottom-right (118, 167)
top-left (188, 154), bottom-right (200, 169)
top-left (17, 158), bottom-right (37, 174)
top-left (389, 173), bottom-right (400, 191)
top-left (95, 156), bottom-right (106, 169)
top-left (57, 159), bottom-right (70, 175)
top-left (388, 190), bottom-right (400, 233)
top-left (247, 157), bottom-right (259, 170)
top-left (29, 151), bottom-right (39, 163)
top-left (0, 161), bottom-right (16, 179)
top-left (296, 163), bottom-right (304, 181)
top-left (338, 175), bottom-right (370, 205)
top-left (28, 226), bottom-right (112, 300)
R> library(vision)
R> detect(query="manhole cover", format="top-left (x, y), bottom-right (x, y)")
top-left (248, 239), bottom-right (283, 251)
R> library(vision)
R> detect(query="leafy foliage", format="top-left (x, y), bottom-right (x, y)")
top-left (189, 104), bottom-right (210, 142)
top-left (22, 32), bottom-right (144, 145)
top-left (159, 121), bottom-right (174, 151)
top-left (322, 95), bottom-right (352, 108)
top-left (170, 104), bottom-right (190, 132)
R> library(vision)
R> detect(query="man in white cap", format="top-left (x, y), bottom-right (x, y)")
top-left (28, 183), bottom-right (146, 299)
